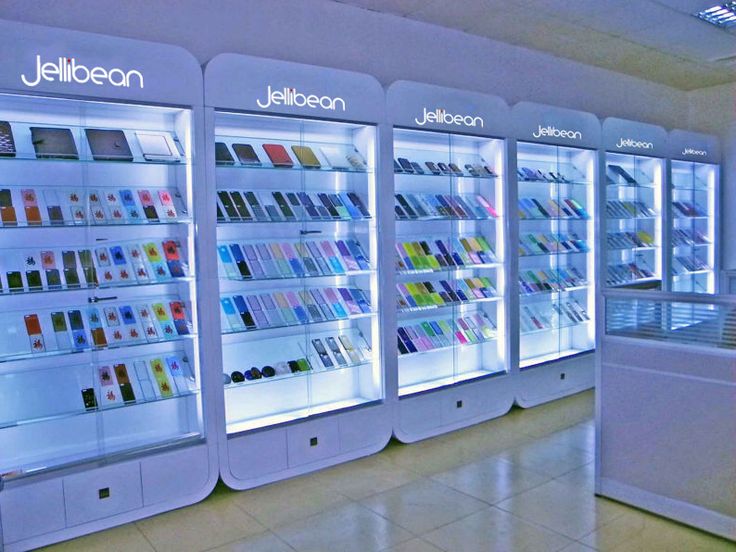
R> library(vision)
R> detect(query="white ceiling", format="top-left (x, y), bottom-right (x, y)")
top-left (333, 0), bottom-right (736, 90)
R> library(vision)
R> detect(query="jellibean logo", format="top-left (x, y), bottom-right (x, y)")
top-left (21, 55), bottom-right (144, 88)
top-left (616, 138), bottom-right (653, 149)
top-left (415, 107), bottom-right (484, 128)
top-left (682, 147), bottom-right (707, 156)
top-left (532, 125), bottom-right (582, 140)
top-left (256, 85), bottom-right (346, 111)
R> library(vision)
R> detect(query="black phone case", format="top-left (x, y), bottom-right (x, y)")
top-left (81, 388), bottom-right (98, 410)
top-left (215, 142), bottom-right (235, 165)
top-left (85, 129), bottom-right (133, 161)
top-left (30, 127), bottom-right (79, 159)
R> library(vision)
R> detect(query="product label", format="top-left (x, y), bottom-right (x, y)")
top-left (616, 138), bottom-right (653, 150)
top-left (532, 124), bottom-right (582, 140)
top-left (256, 85), bottom-right (345, 111)
top-left (21, 55), bottom-right (144, 88)
top-left (682, 147), bottom-right (707, 157)
top-left (415, 107), bottom-right (484, 128)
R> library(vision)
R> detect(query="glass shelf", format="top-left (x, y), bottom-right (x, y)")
top-left (394, 170), bottom-right (496, 180)
top-left (0, 389), bottom-right (199, 431)
top-left (218, 216), bottom-right (370, 225)
top-left (396, 215), bottom-right (496, 222)
top-left (520, 348), bottom-right (588, 368)
top-left (520, 285), bottom-right (590, 299)
top-left (398, 295), bottom-right (500, 314)
top-left (218, 163), bottom-right (371, 175)
top-left (607, 181), bottom-right (656, 189)
top-left (222, 311), bottom-right (375, 335)
top-left (227, 397), bottom-right (373, 434)
top-left (224, 358), bottom-right (372, 389)
top-left (1, 218), bottom-right (192, 229)
top-left (519, 178), bottom-right (591, 187)
top-left (399, 334), bottom-right (497, 359)
top-left (520, 319), bottom-right (592, 336)
top-left (397, 262), bottom-right (502, 276)
top-left (0, 276), bottom-right (192, 297)
top-left (220, 269), bottom-right (374, 283)
top-left (0, 154), bottom-right (189, 166)
top-left (0, 334), bottom-right (196, 365)
top-left (520, 249), bottom-right (588, 257)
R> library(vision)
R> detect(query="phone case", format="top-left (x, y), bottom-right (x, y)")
top-left (157, 190), bottom-right (178, 220)
top-left (215, 142), bottom-right (235, 165)
top-left (0, 189), bottom-right (17, 226)
top-left (30, 127), bottom-right (78, 159)
top-left (230, 192), bottom-right (253, 221)
top-left (137, 190), bottom-right (160, 222)
top-left (262, 143), bottom-right (294, 167)
top-left (0, 121), bottom-right (16, 157)
top-left (149, 358), bottom-right (175, 398)
top-left (85, 129), bottom-right (133, 161)
top-left (291, 145), bottom-right (321, 168)
top-left (232, 143), bottom-right (262, 166)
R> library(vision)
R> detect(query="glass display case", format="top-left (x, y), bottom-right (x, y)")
top-left (214, 112), bottom-right (381, 433)
top-left (0, 93), bottom-right (202, 479)
top-left (516, 142), bottom-right (596, 367)
top-left (604, 153), bottom-right (663, 288)
top-left (606, 292), bottom-right (735, 348)
top-left (393, 129), bottom-right (506, 395)
top-left (669, 160), bottom-right (717, 294)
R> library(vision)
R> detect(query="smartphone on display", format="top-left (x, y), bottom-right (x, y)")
top-left (397, 157), bottom-right (414, 173)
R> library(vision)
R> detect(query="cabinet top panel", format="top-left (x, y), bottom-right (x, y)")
top-left (668, 129), bottom-right (720, 164)
top-left (0, 19), bottom-right (202, 106)
top-left (387, 80), bottom-right (510, 138)
top-left (205, 53), bottom-right (384, 123)
top-left (513, 101), bottom-right (600, 149)
top-left (602, 117), bottom-right (668, 157)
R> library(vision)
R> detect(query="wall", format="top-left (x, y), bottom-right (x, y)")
top-left (0, 0), bottom-right (690, 128)
top-left (689, 83), bottom-right (735, 271)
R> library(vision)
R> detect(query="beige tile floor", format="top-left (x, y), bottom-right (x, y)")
top-left (40, 391), bottom-right (735, 552)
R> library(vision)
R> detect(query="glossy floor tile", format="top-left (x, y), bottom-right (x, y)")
top-left (40, 390), bottom-right (735, 552)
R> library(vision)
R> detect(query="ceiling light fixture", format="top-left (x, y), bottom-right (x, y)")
top-left (695, 2), bottom-right (736, 27)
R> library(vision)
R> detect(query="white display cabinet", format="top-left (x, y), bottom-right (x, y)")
top-left (600, 118), bottom-right (666, 290)
top-left (0, 20), bottom-right (217, 551)
top-left (667, 130), bottom-right (720, 294)
top-left (511, 102), bottom-right (599, 407)
top-left (387, 81), bottom-right (513, 442)
top-left (598, 289), bottom-right (735, 541)
top-left (204, 54), bottom-right (390, 489)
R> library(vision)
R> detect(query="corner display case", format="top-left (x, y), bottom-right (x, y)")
top-left (511, 102), bottom-right (599, 407)
top-left (387, 81), bottom-right (512, 442)
top-left (598, 289), bottom-right (735, 540)
top-left (601, 118), bottom-right (666, 290)
top-left (0, 20), bottom-right (216, 551)
top-left (667, 130), bottom-right (720, 294)
top-left (204, 54), bottom-right (390, 489)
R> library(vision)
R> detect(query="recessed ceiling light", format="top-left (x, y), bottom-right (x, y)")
top-left (695, 2), bottom-right (736, 28)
